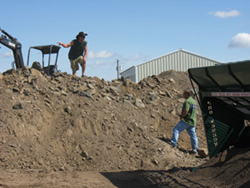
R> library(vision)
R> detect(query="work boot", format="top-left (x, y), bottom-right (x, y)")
top-left (189, 150), bottom-right (197, 155)
top-left (170, 143), bottom-right (177, 148)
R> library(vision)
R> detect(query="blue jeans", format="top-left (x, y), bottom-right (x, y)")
top-left (171, 121), bottom-right (198, 152)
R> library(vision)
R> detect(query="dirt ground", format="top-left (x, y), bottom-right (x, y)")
top-left (0, 67), bottom-right (249, 188)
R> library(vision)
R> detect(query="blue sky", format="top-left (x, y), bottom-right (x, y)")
top-left (1, 0), bottom-right (250, 81)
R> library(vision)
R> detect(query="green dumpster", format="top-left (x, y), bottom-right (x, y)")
top-left (188, 60), bottom-right (250, 158)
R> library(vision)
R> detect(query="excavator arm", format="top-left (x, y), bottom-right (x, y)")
top-left (0, 28), bottom-right (24, 69)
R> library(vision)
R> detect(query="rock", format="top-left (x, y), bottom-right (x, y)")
top-left (44, 98), bottom-right (51, 104)
top-left (88, 83), bottom-right (95, 89)
top-left (1, 137), bottom-right (6, 144)
top-left (147, 82), bottom-right (156, 88)
top-left (61, 91), bottom-right (68, 96)
top-left (158, 91), bottom-right (166, 96)
top-left (157, 148), bottom-right (164, 155)
top-left (162, 113), bottom-right (168, 120)
top-left (27, 76), bottom-right (32, 84)
top-left (197, 148), bottom-right (209, 158)
top-left (64, 106), bottom-right (71, 114)
top-left (169, 78), bottom-right (175, 84)
top-left (166, 91), bottom-right (173, 98)
top-left (161, 102), bottom-right (168, 107)
top-left (23, 65), bottom-right (29, 70)
top-left (13, 103), bottom-right (23, 109)
top-left (79, 145), bottom-right (89, 159)
top-left (135, 98), bottom-right (145, 108)
top-left (79, 84), bottom-right (89, 91)
top-left (68, 86), bottom-right (79, 93)
top-left (22, 89), bottom-right (30, 96)
top-left (127, 127), bottom-right (133, 132)
top-left (124, 78), bottom-right (132, 86)
top-left (80, 151), bottom-right (89, 158)
top-left (23, 67), bottom-right (30, 77)
top-left (149, 92), bottom-right (159, 102)
top-left (178, 98), bottom-right (185, 103)
top-left (79, 91), bottom-right (92, 98)
top-left (0, 73), bottom-right (3, 79)
top-left (126, 94), bottom-right (134, 101)
top-left (130, 122), bottom-right (138, 127)
top-left (53, 91), bottom-right (61, 97)
top-left (151, 158), bottom-right (159, 165)
top-left (109, 86), bottom-right (121, 96)
top-left (93, 76), bottom-right (101, 83)
top-left (89, 89), bottom-right (96, 95)
top-left (124, 100), bottom-right (134, 108)
top-left (105, 96), bottom-right (112, 101)
top-left (13, 87), bottom-right (19, 92)
top-left (30, 68), bottom-right (43, 77)
top-left (171, 110), bottom-right (176, 115)
top-left (10, 144), bottom-right (17, 148)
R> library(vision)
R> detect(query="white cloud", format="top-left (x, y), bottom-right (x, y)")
top-left (88, 50), bottom-right (114, 59)
top-left (0, 52), bottom-right (13, 58)
top-left (121, 53), bottom-right (148, 63)
top-left (93, 60), bottom-right (105, 65)
top-left (88, 52), bottom-right (148, 69)
top-left (127, 54), bottom-right (143, 61)
top-left (228, 33), bottom-right (250, 48)
top-left (210, 10), bottom-right (240, 18)
top-left (90, 60), bottom-right (114, 67)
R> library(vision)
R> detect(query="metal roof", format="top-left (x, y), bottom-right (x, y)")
top-left (121, 49), bottom-right (222, 74)
top-left (29, 45), bottom-right (61, 54)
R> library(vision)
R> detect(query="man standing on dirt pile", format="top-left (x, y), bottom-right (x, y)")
top-left (58, 31), bottom-right (88, 77)
top-left (170, 89), bottom-right (198, 154)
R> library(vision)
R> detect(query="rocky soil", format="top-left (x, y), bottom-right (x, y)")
top-left (0, 67), bottom-right (249, 188)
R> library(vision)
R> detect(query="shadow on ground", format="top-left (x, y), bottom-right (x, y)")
top-left (102, 170), bottom-right (159, 188)
top-left (101, 167), bottom-right (196, 188)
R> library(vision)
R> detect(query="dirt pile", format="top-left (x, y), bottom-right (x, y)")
top-left (0, 67), bottom-right (206, 171)
top-left (0, 67), bottom-right (249, 187)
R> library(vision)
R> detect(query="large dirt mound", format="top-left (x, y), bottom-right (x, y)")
top-left (0, 67), bottom-right (249, 187)
top-left (0, 68), bottom-right (206, 171)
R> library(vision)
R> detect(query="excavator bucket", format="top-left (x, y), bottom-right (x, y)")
top-left (188, 60), bottom-right (250, 158)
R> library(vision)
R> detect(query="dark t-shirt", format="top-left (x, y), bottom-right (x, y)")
top-left (68, 39), bottom-right (87, 60)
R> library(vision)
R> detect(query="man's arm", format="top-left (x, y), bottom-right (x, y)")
top-left (180, 101), bottom-right (189, 119)
top-left (83, 44), bottom-right (88, 62)
top-left (57, 41), bottom-right (74, 48)
top-left (180, 110), bottom-right (188, 118)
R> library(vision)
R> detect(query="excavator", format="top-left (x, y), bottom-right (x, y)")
top-left (0, 28), bottom-right (24, 69)
top-left (0, 28), bottom-right (60, 75)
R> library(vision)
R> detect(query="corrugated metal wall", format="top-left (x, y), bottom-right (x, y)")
top-left (136, 50), bottom-right (221, 82)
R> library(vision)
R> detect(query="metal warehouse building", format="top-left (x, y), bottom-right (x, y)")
top-left (120, 49), bottom-right (221, 83)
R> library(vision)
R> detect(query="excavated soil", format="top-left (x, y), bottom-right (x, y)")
top-left (0, 67), bottom-right (249, 188)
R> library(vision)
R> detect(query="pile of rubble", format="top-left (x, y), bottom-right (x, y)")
top-left (0, 67), bottom-right (207, 172)
top-left (1, 67), bottom-right (249, 187)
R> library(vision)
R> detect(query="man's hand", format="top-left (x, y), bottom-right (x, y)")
top-left (180, 110), bottom-right (188, 119)
top-left (83, 57), bottom-right (87, 63)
